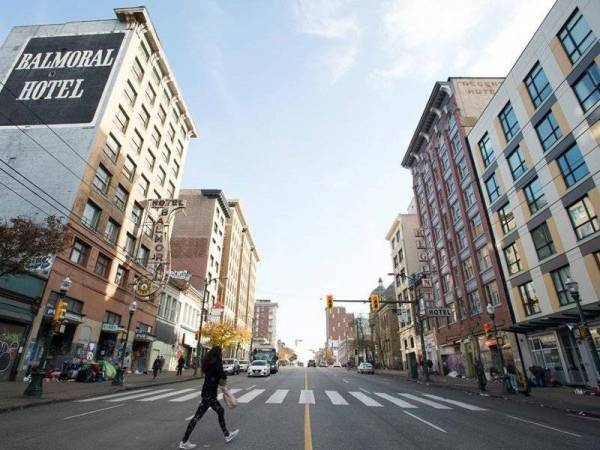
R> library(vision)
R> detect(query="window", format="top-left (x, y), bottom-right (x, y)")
top-left (93, 164), bottom-right (111, 194)
top-left (567, 195), bottom-right (599, 240)
top-left (468, 291), bottom-right (481, 315)
top-left (131, 201), bottom-right (144, 226)
top-left (114, 184), bottom-right (129, 211)
top-left (456, 157), bottom-right (468, 181)
top-left (144, 217), bottom-right (155, 237)
top-left (151, 126), bottom-right (162, 148)
top-left (451, 133), bottom-right (463, 159)
top-left (158, 105), bottom-right (167, 124)
top-left (172, 160), bottom-right (180, 178)
top-left (176, 140), bottom-right (184, 156)
top-left (478, 133), bottom-right (494, 167)
top-left (104, 311), bottom-right (122, 326)
top-left (137, 245), bottom-right (150, 267)
top-left (156, 167), bottom-right (166, 186)
top-left (132, 57), bottom-right (144, 82)
top-left (168, 123), bottom-right (176, 142)
top-left (124, 233), bottom-right (137, 258)
top-left (440, 145), bottom-right (450, 171)
top-left (447, 113), bottom-right (457, 136)
top-left (531, 222), bottom-right (555, 260)
top-left (463, 184), bottom-right (475, 209)
top-left (123, 80), bottom-right (137, 107)
top-left (503, 243), bottom-right (521, 275)
top-left (113, 105), bottom-right (129, 133)
top-left (145, 85), bottom-right (156, 105)
top-left (104, 134), bottom-right (121, 162)
top-left (484, 282), bottom-right (500, 307)
top-left (82, 201), bottom-right (102, 230)
top-left (507, 146), bottom-right (528, 179)
top-left (122, 156), bottom-right (137, 181)
top-left (131, 129), bottom-right (144, 154)
top-left (138, 105), bottom-right (150, 129)
top-left (519, 282), bottom-right (541, 316)
top-left (115, 265), bottom-right (128, 287)
top-left (70, 239), bottom-right (90, 266)
top-left (162, 145), bottom-right (171, 164)
top-left (573, 63), bottom-right (600, 112)
top-left (558, 8), bottom-right (595, 64)
top-left (152, 67), bottom-right (162, 85)
top-left (94, 253), bottom-right (111, 278)
top-left (523, 178), bottom-right (547, 214)
top-left (462, 258), bottom-right (475, 280)
top-left (167, 181), bottom-right (175, 198)
top-left (457, 228), bottom-right (468, 251)
top-left (451, 202), bottom-right (461, 223)
top-left (557, 144), bottom-right (590, 187)
top-left (551, 266), bottom-right (572, 306)
top-left (498, 102), bottom-right (520, 141)
top-left (535, 111), bottom-right (562, 151)
top-left (105, 218), bottom-right (120, 244)
top-left (138, 176), bottom-right (149, 196)
top-left (524, 62), bottom-right (551, 108)
top-left (470, 214), bottom-right (483, 239)
top-left (485, 173), bottom-right (501, 203)
top-left (138, 41), bottom-right (150, 62)
top-left (145, 150), bottom-right (156, 172)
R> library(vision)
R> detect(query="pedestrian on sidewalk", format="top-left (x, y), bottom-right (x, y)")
top-left (179, 346), bottom-right (239, 449)
top-left (177, 356), bottom-right (185, 376)
top-left (152, 356), bottom-right (161, 380)
top-left (159, 355), bottom-right (165, 373)
top-left (475, 358), bottom-right (487, 392)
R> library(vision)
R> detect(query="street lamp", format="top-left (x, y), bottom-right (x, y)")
top-left (565, 277), bottom-right (600, 383)
top-left (112, 300), bottom-right (138, 386)
top-left (24, 276), bottom-right (72, 397)
top-left (408, 272), bottom-right (429, 382)
top-left (486, 303), bottom-right (514, 394)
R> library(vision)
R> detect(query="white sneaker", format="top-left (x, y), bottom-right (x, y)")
top-left (225, 429), bottom-right (239, 443)
top-left (179, 441), bottom-right (197, 449)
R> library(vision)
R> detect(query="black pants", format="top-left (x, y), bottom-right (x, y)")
top-left (177, 366), bottom-right (183, 376)
top-left (182, 397), bottom-right (228, 442)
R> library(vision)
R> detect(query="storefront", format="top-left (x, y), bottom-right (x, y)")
top-left (96, 322), bottom-right (122, 362)
top-left (132, 325), bottom-right (155, 374)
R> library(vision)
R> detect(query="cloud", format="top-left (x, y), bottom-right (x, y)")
top-left (294, 0), bottom-right (361, 84)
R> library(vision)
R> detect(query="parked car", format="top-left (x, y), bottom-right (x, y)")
top-left (319, 361), bottom-right (328, 367)
top-left (223, 358), bottom-right (240, 375)
top-left (297, 361), bottom-right (304, 367)
top-left (247, 360), bottom-right (270, 377)
top-left (358, 362), bottom-right (374, 374)
top-left (238, 360), bottom-right (249, 372)
top-left (333, 361), bottom-right (342, 368)
top-left (308, 360), bottom-right (316, 368)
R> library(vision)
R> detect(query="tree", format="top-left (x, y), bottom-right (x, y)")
top-left (202, 322), bottom-right (251, 349)
top-left (0, 216), bottom-right (69, 278)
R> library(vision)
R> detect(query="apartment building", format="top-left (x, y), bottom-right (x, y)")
top-left (0, 7), bottom-right (196, 376)
top-left (253, 299), bottom-right (278, 347)
top-left (326, 306), bottom-right (354, 362)
top-left (401, 77), bottom-right (517, 377)
top-left (467, 0), bottom-right (600, 385)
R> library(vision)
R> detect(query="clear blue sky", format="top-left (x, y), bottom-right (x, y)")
top-left (0, 0), bottom-right (554, 355)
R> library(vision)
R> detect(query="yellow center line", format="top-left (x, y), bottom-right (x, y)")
top-left (304, 368), bottom-right (313, 450)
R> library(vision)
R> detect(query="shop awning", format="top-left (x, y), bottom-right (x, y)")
top-left (0, 296), bottom-right (35, 324)
top-left (502, 301), bottom-right (600, 334)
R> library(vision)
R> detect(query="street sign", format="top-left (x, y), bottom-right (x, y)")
top-left (425, 307), bottom-right (452, 317)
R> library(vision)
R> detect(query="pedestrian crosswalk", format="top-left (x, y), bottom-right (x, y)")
top-left (75, 387), bottom-right (488, 412)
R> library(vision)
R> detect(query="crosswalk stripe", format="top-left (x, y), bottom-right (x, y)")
top-left (107, 388), bottom-right (173, 402)
top-left (374, 393), bottom-right (417, 408)
top-left (170, 391), bottom-right (202, 402)
top-left (76, 388), bottom-right (153, 402)
top-left (325, 390), bottom-right (348, 405)
top-left (349, 391), bottom-right (383, 407)
top-left (138, 388), bottom-right (197, 402)
top-left (266, 389), bottom-right (289, 404)
top-left (398, 393), bottom-right (451, 409)
top-left (423, 394), bottom-right (487, 411)
top-left (217, 388), bottom-right (242, 400)
top-left (299, 389), bottom-right (315, 404)
top-left (236, 389), bottom-right (265, 403)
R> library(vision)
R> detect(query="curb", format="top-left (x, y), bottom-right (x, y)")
top-left (0, 376), bottom-right (202, 415)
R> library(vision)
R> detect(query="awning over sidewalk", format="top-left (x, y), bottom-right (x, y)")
top-left (502, 301), bottom-right (600, 334)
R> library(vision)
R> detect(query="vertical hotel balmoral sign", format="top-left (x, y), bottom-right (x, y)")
top-left (0, 33), bottom-right (124, 126)
top-left (134, 199), bottom-right (187, 298)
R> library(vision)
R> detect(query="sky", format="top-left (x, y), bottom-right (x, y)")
top-left (1, 0), bottom-right (555, 357)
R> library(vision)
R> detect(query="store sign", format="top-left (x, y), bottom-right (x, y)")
top-left (134, 199), bottom-right (186, 297)
top-left (0, 33), bottom-right (124, 126)
top-left (101, 323), bottom-right (121, 332)
top-left (425, 307), bottom-right (452, 317)
top-left (24, 254), bottom-right (54, 276)
top-left (170, 270), bottom-right (191, 281)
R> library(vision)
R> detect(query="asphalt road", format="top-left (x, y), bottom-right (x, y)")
top-left (1, 367), bottom-right (599, 450)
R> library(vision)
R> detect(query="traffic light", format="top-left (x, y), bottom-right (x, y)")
top-left (370, 294), bottom-right (380, 311)
top-left (483, 322), bottom-right (493, 339)
top-left (53, 299), bottom-right (68, 322)
top-left (326, 294), bottom-right (334, 313)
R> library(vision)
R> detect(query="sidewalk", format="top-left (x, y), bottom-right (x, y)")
top-left (0, 370), bottom-right (201, 413)
top-left (376, 369), bottom-right (600, 417)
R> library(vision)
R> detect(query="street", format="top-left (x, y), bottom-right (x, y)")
top-left (1, 367), bottom-right (598, 450)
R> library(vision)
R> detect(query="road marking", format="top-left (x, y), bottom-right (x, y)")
top-left (349, 391), bottom-right (383, 407)
top-left (76, 389), bottom-right (153, 402)
top-left (325, 390), bottom-right (348, 405)
top-left (506, 415), bottom-right (581, 437)
top-left (423, 394), bottom-right (487, 411)
top-left (266, 389), bottom-right (289, 404)
top-left (63, 404), bottom-right (124, 420)
top-left (359, 387), bottom-right (370, 394)
top-left (138, 388), bottom-right (196, 402)
top-left (106, 388), bottom-right (173, 402)
top-left (170, 391), bottom-right (202, 402)
top-left (343, 379), bottom-right (349, 383)
top-left (304, 368), bottom-right (313, 450)
top-left (217, 388), bottom-right (241, 400)
top-left (403, 411), bottom-right (447, 433)
top-left (398, 393), bottom-right (451, 409)
top-left (374, 393), bottom-right (417, 408)
top-left (236, 389), bottom-right (265, 403)
top-left (299, 389), bottom-right (315, 404)
top-left (246, 385), bottom-right (256, 390)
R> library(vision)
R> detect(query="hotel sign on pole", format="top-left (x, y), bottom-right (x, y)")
top-left (0, 33), bottom-right (124, 126)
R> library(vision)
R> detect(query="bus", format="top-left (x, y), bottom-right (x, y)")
top-left (252, 346), bottom-right (278, 374)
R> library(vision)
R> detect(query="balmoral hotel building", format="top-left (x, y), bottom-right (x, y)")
top-left (468, 0), bottom-right (600, 385)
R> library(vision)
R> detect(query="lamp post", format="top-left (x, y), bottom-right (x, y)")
top-left (486, 303), bottom-right (514, 393)
top-left (112, 300), bottom-right (138, 386)
top-left (24, 276), bottom-right (72, 397)
top-left (193, 277), bottom-right (226, 377)
top-left (565, 278), bottom-right (600, 383)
